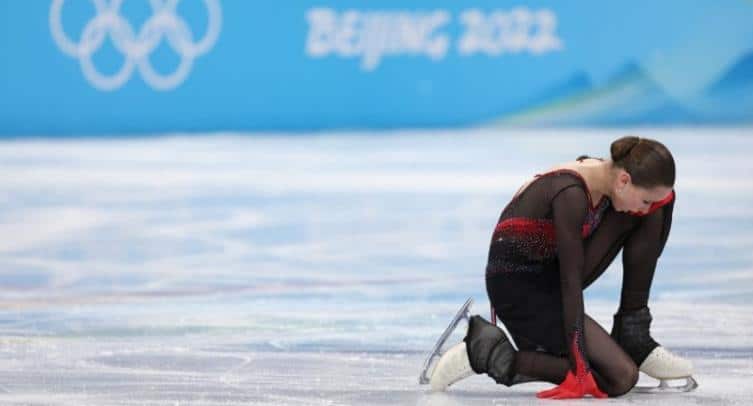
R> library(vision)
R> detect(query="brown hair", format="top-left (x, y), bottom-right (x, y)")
top-left (610, 136), bottom-right (675, 188)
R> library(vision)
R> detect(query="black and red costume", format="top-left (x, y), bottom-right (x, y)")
top-left (472, 156), bottom-right (675, 396)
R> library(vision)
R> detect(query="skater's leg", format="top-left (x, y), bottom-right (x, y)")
top-left (600, 200), bottom-right (694, 391)
top-left (611, 201), bottom-right (674, 366)
top-left (578, 202), bottom-right (677, 365)
top-left (581, 208), bottom-right (637, 289)
top-left (619, 200), bottom-right (673, 312)
top-left (582, 314), bottom-right (639, 396)
top-left (580, 196), bottom-right (674, 312)
top-left (512, 351), bottom-right (568, 384)
top-left (506, 314), bottom-right (637, 397)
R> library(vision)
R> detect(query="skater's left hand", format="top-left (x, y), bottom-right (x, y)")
top-left (536, 370), bottom-right (608, 399)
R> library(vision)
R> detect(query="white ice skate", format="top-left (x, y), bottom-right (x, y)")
top-left (418, 298), bottom-right (473, 387)
top-left (633, 346), bottom-right (698, 393)
top-left (429, 341), bottom-right (475, 391)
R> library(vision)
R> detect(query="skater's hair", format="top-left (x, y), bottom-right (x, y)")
top-left (610, 136), bottom-right (675, 188)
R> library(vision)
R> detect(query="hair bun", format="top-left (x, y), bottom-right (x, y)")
top-left (610, 136), bottom-right (641, 163)
top-left (608, 136), bottom-right (675, 188)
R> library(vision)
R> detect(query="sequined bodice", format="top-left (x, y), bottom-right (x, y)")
top-left (486, 169), bottom-right (611, 274)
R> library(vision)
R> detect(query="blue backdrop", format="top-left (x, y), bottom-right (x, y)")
top-left (1, 0), bottom-right (752, 136)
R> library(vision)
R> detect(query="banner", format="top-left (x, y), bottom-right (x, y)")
top-left (1, 1), bottom-right (752, 136)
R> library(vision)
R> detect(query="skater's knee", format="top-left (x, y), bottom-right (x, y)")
top-left (608, 362), bottom-right (639, 397)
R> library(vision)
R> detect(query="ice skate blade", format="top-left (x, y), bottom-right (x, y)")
top-left (418, 298), bottom-right (473, 385)
top-left (632, 376), bottom-right (698, 394)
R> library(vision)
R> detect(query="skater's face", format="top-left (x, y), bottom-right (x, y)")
top-left (611, 170), bottom-right (673, 215)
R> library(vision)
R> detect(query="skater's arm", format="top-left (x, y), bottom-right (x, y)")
top-left (551, 185), bottom-right (591, 375)
top-left (536, 185), bottom-right (607, 400)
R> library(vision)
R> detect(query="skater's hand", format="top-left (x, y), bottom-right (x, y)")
top-left (536, 370), bottom-right (607, 400)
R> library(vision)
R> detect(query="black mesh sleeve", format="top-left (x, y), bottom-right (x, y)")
top-left (551, 184), bottom-right (591, 377)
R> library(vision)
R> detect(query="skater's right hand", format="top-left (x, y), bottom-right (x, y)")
top-left (536, 370), bottom-right (607, 400)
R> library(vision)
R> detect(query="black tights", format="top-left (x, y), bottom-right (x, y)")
top-left (513, 315), bottom-right (638, 396)
top-left (498, 202), bottom-right (673, 396)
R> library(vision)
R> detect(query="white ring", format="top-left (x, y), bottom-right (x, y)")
top-left (49, 0), bottom-right (222, 91)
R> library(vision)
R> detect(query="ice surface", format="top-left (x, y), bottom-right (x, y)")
top-left (0, 128), bottom-right (752, 405)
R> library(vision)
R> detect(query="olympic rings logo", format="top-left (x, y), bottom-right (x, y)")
top-left (49, 0), bottom-right (222, 91)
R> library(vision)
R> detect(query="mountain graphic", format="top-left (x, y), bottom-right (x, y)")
top-left (518, 71), bottom-right (593, 110)
top-left (706, 50), bottom-right (753, 96)
top-left (698, 50), bottom-right (753, 122)
top-left (594, 61), bottom-right (698, 125)
top-left (490, 61), bottom-right (698, 126)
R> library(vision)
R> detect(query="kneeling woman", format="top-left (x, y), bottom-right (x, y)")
top-left (429, 136), bottom-right (692, 399)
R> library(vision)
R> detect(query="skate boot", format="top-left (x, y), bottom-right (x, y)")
top-left (420, 299), bottom-right (519, 391)
top-left (429, 341), bottom-right (475, 391)
top-left (428, 314), bottom-right (518, 391)
top-left (419, 298), bottom-right (474, 386)
top-left (611, 307), bottom-right (698, 393)
top-left (463, 314), bottom-right (518, 386)
top-left (638, 346), bottom-right (696, 392)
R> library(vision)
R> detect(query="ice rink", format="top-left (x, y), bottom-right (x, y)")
top-left (1, 128), bottom-right (752, 405)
